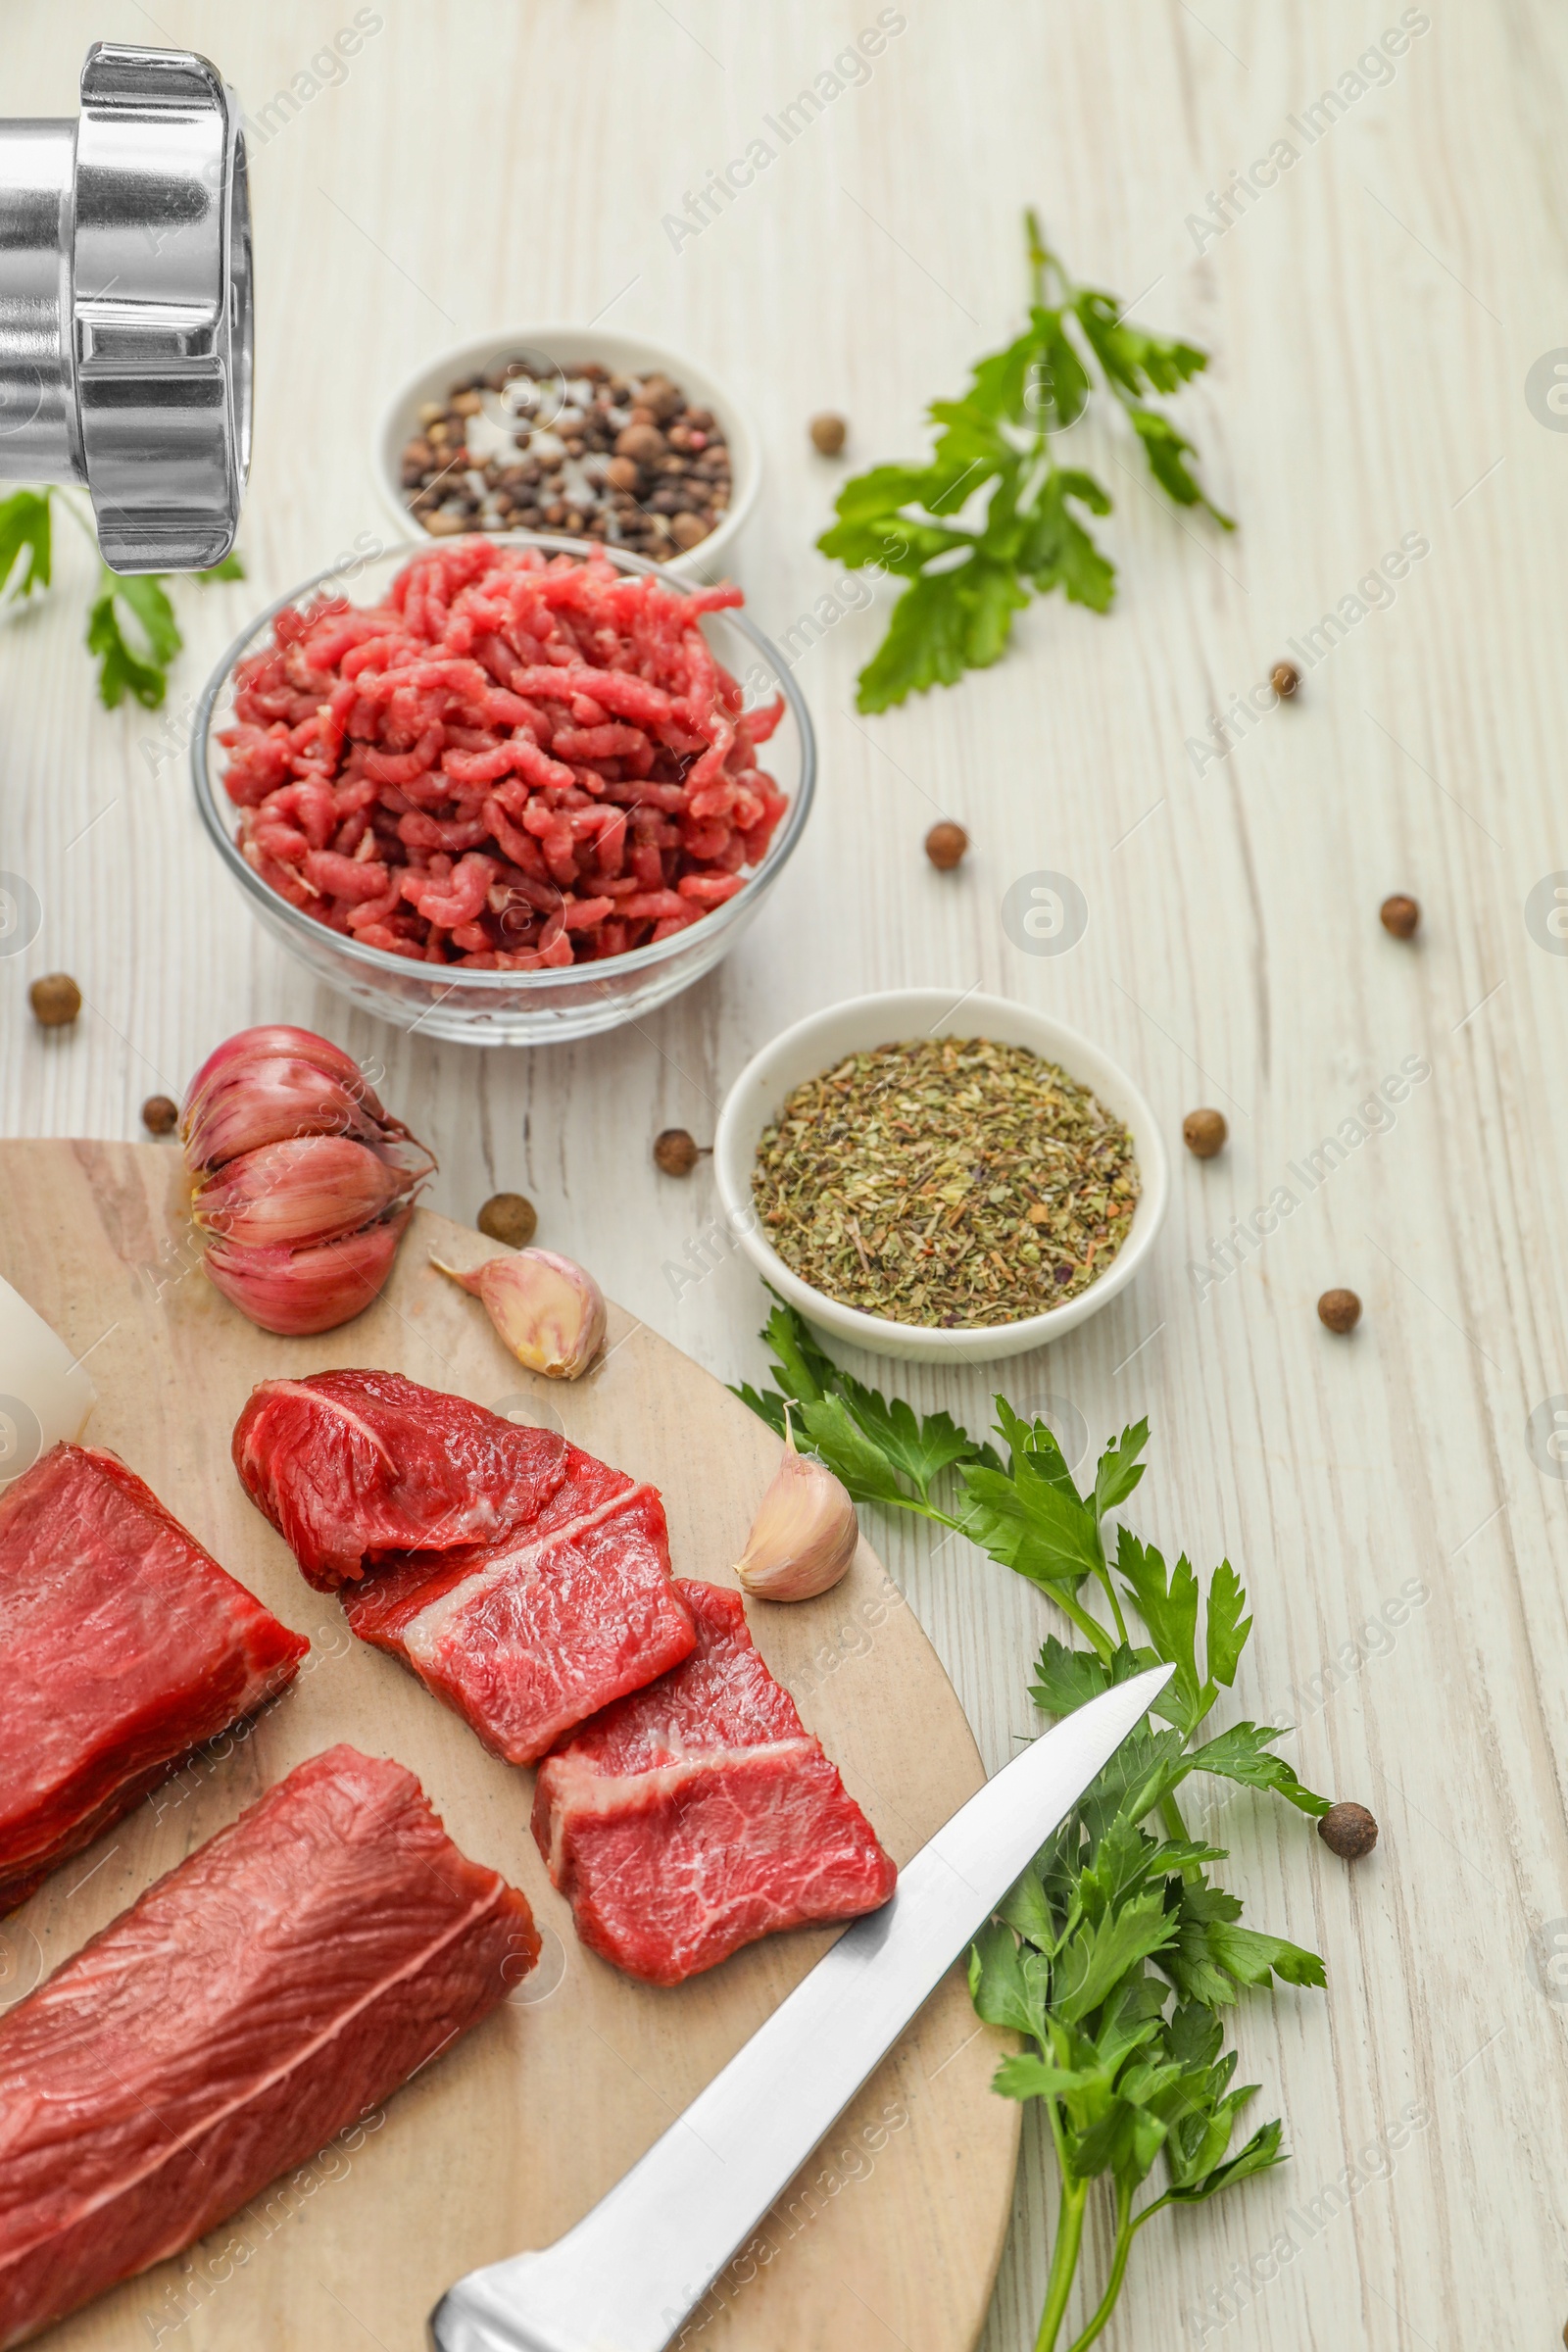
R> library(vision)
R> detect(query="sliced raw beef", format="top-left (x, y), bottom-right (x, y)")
top-left (0, 1744), bottom-right (536, 2349)
top-left (232, 1368), bottom-right (568, 1587)
top-left (532, 1580), bottom-right (898, 1985)
top-left (342, 1458), bottom-right (696, 1764)
top-left (0, 1446), bottom-right (308, 1917)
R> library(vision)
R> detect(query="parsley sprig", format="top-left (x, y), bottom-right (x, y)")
top-left (737, 1299), bottom-right (1327, 2352)
top-left (0, 484), bottom-right (242, 710)
top-left (817, 210), bottom-right (1232, 711)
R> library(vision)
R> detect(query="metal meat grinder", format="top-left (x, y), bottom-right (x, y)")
top-left (0, 41), bottom-right (251, 573)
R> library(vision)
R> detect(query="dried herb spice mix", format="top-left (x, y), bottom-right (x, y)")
top-left (752, 1038), bottom-right (1140, 1326)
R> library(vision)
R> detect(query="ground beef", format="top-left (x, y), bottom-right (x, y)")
top-left (220, 539), bottom-right (788, 969)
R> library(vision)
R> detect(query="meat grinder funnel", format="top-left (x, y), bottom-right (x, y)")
top-left (0, 40), bottom-right (252, 573)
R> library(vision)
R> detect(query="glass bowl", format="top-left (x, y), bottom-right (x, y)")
top-left (190, 534), bottom-right (815, 1046)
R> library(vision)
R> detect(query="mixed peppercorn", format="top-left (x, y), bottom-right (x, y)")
top-left (401, 360), bottom-right (733, 559)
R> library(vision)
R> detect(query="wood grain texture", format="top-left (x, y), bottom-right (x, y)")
top-left (1, 4), bottom-right (1564, 2345)
top-left (0, 1140), bottom-right (1017, 2352)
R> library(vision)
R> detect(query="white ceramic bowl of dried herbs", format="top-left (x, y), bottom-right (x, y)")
top-left (714, 990), bottom-right (1169, 1362)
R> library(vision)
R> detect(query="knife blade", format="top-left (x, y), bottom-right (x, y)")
top-left (429, 1662), bottom-right (1172, 2352)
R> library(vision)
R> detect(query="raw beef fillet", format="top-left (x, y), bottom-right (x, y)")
top-left (232, 1367), bottom-right (568, 1587)
top-left (341, 1449), bottom-right (696, 1764)
top-left (0, 1744), bottom-right (537, 2349)
top-left (532, 1580), bottom-right (898, 1984)
top-left (0, 1445), bottom-right (308, 1917)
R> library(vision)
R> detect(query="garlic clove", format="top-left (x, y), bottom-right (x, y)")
top-left (192, 1137), bottom-right (411, 1250)
top-left (736, 1429), bottom-right (858, 1602)
top-left (432, 1249), bottom-right (606, 1380)
top-left (183, 1054), bottom-right (385, 1169)
top-left (184, 1023), bottom-right (368, 1115)
top-left (204, 1214), bottom-right (410, 1337)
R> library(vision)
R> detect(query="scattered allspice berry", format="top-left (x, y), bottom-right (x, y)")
top-left (654, 1128), bottom-right (704, 1178)
top-left (141, 1094), bottom-right (178, 1137)
top-left (28, 973), bottom-right (81, 1028)
top-left (1317, 1801), bottom-right (1378, 1860)
top-left (1182, 1107), bottom-right (1227, 1159)
top-left (477, 1192), bottom-right (537, 1249)
top-left (1270, 660), bottom-right (1300, 699)
top-left (924, 821), bottom-right (968, 871)
top-left (1380, 894), bottom-right (1420, 940)
top-left (1317, 1287), bottom-right (1362, 1334)
top-left (808, 412), bottom-right (847, 456)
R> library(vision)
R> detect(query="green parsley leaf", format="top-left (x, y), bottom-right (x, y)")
top-left (958, 1452), bottom-right (1102, 1594)
top-left (816, 212), bottom-right (1230, 710)
top-left (997, 1862), bottom-right (1058, 1952)
top-left (1184, 1722), bottom-right (1331, 1816)
top-left (1053, 1888), bottom-right (1179, 2026)
top-left (1158, 1882), bottom-right (1324, 2007)
top-left (87, 568), bottom-right (181, 710)
top-left (0, 489), bottom-right (52, 600)
top-left (833, 1375), bottom-right (981, 1502)
top-left (732, 1314), bottom-right (1329, 2352)
top-left (1070, 287), bottom-right (1209, 401)
top-left (197, 549), bottom-right (245, 582)
top-left (1029, 1634), bottom-right (1119, 1719)
top-left (1016, 466), bottom-right (1116, 610)
top-left (1126, 405), bottom-right (1232, 521)
top-left (851, 558), bottom-right (1030, 714)
top-left (731, 1383), bottom-right (790, 1443)
top-left (1114, 1530), bottom-right (1202, 1731)
top-left (991, 2052), bottom-right (1097, 2105)
top-left (1093, 1418), bottom-right (1150, 1521)
top-left (968, 1919), bottom-right (1051, 2039)
top-left (1162, 2116), bottom-right (1286, 2204)
top-left (793, 1394), bottom-right (913, 1510)
top-left (733, 1297), bottom-right (989, 1511)
top-left (1204, 1560), bottom-right (1251, 1690)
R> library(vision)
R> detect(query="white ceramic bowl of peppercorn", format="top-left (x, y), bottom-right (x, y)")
top-left (713, 990), bottom-right (1169, 1363)
top-left (372, 325), bottom-right (760, 577)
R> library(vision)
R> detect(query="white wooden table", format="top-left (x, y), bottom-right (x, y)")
top-left (2, 5), bottom-right (1562, 2345)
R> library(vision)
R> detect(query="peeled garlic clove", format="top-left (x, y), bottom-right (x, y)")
top-left (192, 1137), bottom-right (410, 1250)
top-left (204, 1215), bottom-right (410, 1337)
top-left (736, 1433), bottom-right (858, 1602)
top-left (433, 1249), bottom-right (606, 1380)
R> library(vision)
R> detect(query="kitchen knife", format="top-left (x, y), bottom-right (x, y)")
top-left (430, 1662), bottom-right (1172, 2352)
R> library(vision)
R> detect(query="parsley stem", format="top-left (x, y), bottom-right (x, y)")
top-left (1024, 207), bottom-right (1069, 311)
top-left (1063, 2181), bottom-right (1136, 2352)
top-left (1158, 1788), bottom-right (1193, 1850)
top-left (1089, 1545), bottom-right (1129, 1648)
top-left (1033, 2172), bottom-right (1088, 2352)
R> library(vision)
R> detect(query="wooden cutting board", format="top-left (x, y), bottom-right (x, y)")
top-left (0, 1141), bottom-right (1019, 2352)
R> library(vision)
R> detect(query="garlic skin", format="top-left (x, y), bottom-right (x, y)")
top-left (736, 1430), bottom-right (858, 1602)
top-left (181, 1025), bottom-right (434, 1337)
top-left (432, 1249), bottom-right (606, 1380)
